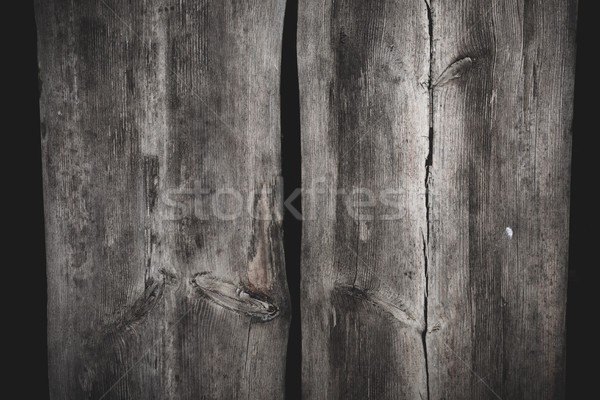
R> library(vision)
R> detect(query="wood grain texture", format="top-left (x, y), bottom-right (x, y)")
top-left (299, 0), bottom-right (576, 398)
top-left (36, 1), bottom-right (289, 399)
top-left (427, 0), bottom-right (577, 399)
top-left (298, 0), bottom-right (430, 398)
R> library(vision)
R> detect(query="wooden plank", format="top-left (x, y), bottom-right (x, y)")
top-left (298, 0), bottom-right (431, 398)
top-left (36, 1), bottom-right (289, 398)
top-left (427, 0), bottom-right (577, 399)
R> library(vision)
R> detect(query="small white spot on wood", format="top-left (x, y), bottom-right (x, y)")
top-left (57, 111), bottom-right (62, 116)
top-left (504, 227), bottom-right (513, 239)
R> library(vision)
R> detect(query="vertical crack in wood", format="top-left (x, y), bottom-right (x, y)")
top-left (421, 232), bottom-right (430, 400)
top-left (352, 224), bottom-right (360, 289)
top-left (244, 321), bottom-right (252, 400)
top-left (143, 155), bottom-right (160, 285)
top-left (423, 1), bottom-right (433, 399)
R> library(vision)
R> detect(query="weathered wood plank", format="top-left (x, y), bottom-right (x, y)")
top-left (299, 0), bottom-right (576, 398)
top-left (427, 0), bottom-right (577, 399)
top-left (36, 1), bottom-right (289, 398)
top-left (298, 0), bottom-right (431, 398)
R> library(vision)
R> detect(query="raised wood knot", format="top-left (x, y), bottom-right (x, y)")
top-left (191, 272), bottom-right (279, 321)
top-left (433, 57), bottom-right (474, 88)
top-left (335, 284), bottom-right (425, 333)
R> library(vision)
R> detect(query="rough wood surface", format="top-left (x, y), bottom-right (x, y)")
top-left (36, 1), bottom-right (289, 399)
top-left (427, 0), bottom-right (577, 399)
top-left (298, 0), bottom-right (430, 398)
top-left (298, 0), bottom-right (576, 399)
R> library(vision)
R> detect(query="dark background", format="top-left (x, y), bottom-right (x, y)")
top-left (10, 0), bottom-right (592, 398)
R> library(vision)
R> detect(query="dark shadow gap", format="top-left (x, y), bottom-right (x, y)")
top-left (19, 1), bottom-right (49, 398)
top-left (281, 1), bottom-right (302, 399)
top-left (34, 10), bottom-right (50, 400)
top-left (567, 0), bottom-right (592, 398)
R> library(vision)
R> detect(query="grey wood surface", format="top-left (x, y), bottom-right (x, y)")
top-left (298, 0), bottom-right (430, 398)
top-left (298, 0), bottom-right (577, 399)
top-left (38, 0), bottom-right (577, 398)
top-left (36, 1), bottom-right (289, 399)
top-left (427, 0), bottom-right (577, 398)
